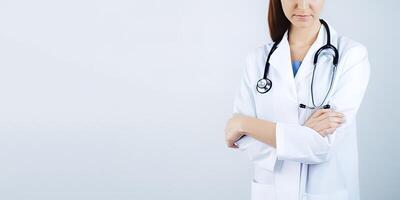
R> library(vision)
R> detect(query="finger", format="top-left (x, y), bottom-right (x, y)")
top-left (313, 109), bottom-right (337, 121)
top-left (319, 129), bottom-right (330, 137)
top-left (314, 119), bottom-right (341, 132)
top-left (327, 116), bottom-right (346, 124)
top-left (306, 109), bottom-right (332, 127)
top-left (311, 119), bottom-right (329, 132)
top-left (316, 111), bottom-right (344, 122)
top-left (311, 109), bottom-right (331, 118)
top-left (227, 141), bottom-right (238, 148)
top-left (323, 127), bottom-right (337, 135)
top-left (319, 129), bottom-right (329, 137)
top-left (314, 123), bottom-right (330, 133)
top-left (326, 111), bottom-right (344, 118)
top-left (226, 133), bottom-right (241, 147)
top-left (321, 119), bottom-right (341, 129)
top-left (319, 127), bottom-right (336, 137)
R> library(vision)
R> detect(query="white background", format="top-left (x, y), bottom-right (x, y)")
top-left (0, 0), bottom-right (398, 199)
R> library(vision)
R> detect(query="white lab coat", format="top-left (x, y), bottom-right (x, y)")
top-left (233, 21), bottom-right (370, 200)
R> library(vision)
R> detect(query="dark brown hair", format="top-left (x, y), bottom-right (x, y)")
top-left (268, 0), bottom-right (291, 42)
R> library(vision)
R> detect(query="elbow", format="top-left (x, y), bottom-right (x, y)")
top-left (236, 135), bottom-right (280, 171)
top-left (301, 145), bottom-right (331, 164)
top-left (302, 134), bottom-right (332, 164)
top-left (277, 139), bottom-right (331, 164)
top-left (276, 123), bottom-right (333, 164)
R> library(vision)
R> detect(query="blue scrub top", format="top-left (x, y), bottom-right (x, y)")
top-left (291, 60), bottom-right (302, 77)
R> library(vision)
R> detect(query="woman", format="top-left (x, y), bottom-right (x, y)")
top-left (224, 0), bottom-right (370, 200)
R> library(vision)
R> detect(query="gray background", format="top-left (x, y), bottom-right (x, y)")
top-left (0, 0), bottom-right (398, 199)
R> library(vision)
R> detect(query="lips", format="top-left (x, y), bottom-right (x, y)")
top-left (294, 14), bottom-right (311, 21)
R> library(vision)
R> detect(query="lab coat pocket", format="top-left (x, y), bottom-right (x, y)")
top-left (303, 189), bottom-right (349, 200)
top-left (251, 179), bottom-right (276, 200)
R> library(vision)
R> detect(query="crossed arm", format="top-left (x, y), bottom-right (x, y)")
top-left (225, 109), bottom-right (345, 149)
top-left (225, 44), bottom-right (370, 167)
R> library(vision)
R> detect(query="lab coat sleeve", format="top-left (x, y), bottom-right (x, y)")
top-left (275, 44), bottom-right (371, 164)
top-left (233, 50), bottom-right (281, 172)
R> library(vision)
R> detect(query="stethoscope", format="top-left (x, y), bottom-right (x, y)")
top-left (256, 19), bottom-right (339, 110)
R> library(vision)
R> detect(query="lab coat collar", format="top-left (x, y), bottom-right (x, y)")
top-left (269, 20), bottom-right (338, 83)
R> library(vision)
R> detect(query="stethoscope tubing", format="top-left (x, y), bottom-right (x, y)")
top-left (256, 19), bottom-right (339, 110)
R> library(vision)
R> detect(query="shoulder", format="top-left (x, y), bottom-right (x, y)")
top-left (245, 41), bottom-right (275, 68)
top-left (334, 35), bottom-right (371, 80)
top-left (337, 35), bottom-right (369, 70)
top-left (245, 42), bottom-right (273, 62)
top-left (241, 43), bottom-right (273, 77)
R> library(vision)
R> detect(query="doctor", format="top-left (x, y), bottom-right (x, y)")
top-left (224, 0), bottom-right (370, 200)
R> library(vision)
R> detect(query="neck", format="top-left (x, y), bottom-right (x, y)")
top-left (288, 20), bottom-right (322, 47)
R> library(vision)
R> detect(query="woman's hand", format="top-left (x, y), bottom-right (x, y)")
top-left (304, 109), bottom-right (346, 137)
top-left (224, 113), bottom-right (248, 148)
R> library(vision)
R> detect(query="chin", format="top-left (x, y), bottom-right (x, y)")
top-left (291, 21), bottom-right (313, 28)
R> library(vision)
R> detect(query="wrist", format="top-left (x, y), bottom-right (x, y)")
top-left (239, 116), bottom-right (257, 135)
top-left (238, 116), bottom-right (249, 133)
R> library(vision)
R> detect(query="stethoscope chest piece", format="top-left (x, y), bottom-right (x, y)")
top-left (256, 78), bottom-right (272, 94)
